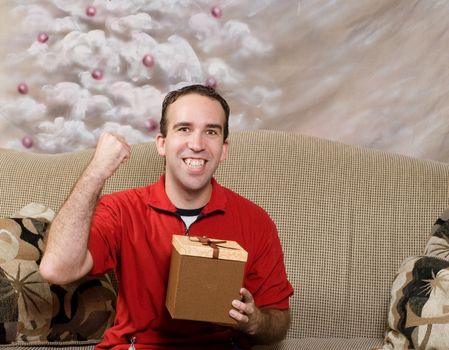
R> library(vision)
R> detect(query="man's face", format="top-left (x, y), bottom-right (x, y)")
top-left (156, 93), bottom-right (229, 201)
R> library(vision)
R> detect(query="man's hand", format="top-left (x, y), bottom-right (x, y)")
top-left (230, 288), bottom-right (261, 335)
top-left (229, 288), bottom-right (290, 345)
top-left (87, 132), bottom-right (131, 181)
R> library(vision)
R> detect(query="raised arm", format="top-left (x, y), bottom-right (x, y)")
top-left (39, 132), bottom-right (131, 285)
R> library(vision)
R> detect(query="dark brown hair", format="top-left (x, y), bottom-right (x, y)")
top-left (160, 84), bottom-right (230, 140)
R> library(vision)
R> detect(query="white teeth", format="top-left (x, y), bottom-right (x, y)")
top-left (185, 159), bottom-right (205, 168)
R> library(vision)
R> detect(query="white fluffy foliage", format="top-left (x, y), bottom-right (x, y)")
top-left (0, 0), bottom-right (281, 153)
top-left (4, 1), bottom-right (449, 162)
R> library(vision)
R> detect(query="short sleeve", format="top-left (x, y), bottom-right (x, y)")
top-left (88, 196), bottom-right (121, 276)
top-left (245, 216), bottom-right (294, 310)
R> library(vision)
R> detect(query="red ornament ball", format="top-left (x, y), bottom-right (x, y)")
top-left (142, 54), bottom-right (155, 67)
top-left (22, 136), bottom-right (34, 149)
top-left (17, 82), bottom-right (29, 94)
top-left (91, 68), bottom-right (103, 80)
top-left (211, 6), bottom-right (223, 18)
top-left (86, 5), bottom-right (97, 17)
top-left (144, 118), bottom-right (159, 132)
top-left (204, 77), bottom-right (218, 89)
top-left (37, 32), bottom-right (49, 43)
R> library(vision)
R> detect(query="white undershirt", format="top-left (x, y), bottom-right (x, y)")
top-left (179, 215), bottom-right (199, 229)
top-left (176, 207), bottom-right (203, 230)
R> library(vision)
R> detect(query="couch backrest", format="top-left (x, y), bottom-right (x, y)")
top-left (1, 130), bottom-right (449, 339)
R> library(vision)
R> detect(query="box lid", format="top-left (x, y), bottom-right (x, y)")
top-left (172, 235), bottom-right (248, 262)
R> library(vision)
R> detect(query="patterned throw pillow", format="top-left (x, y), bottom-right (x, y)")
top-left (378, 207), bottom-right (449, 350)
top-left (0, 207), bottom-right (116, 344)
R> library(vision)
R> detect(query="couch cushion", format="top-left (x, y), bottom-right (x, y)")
top-left (0, 210), bottom-right (116, 344)
top-left (380, 207), bottom-right (449, 349)
top-left (0, 339), bottom-right (98, 349)
top-left (254, 337), bottom-right (383, 350)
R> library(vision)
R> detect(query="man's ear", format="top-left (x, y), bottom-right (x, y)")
top-left (155, 133), bottom-right (166, 157)
top-left (220, 139), bottom-right (229, 162)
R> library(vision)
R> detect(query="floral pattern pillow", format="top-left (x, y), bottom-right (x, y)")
top-left (0, 204), bottom-right (116, 344)
top-left (379, 207), bottom-right (449, 350)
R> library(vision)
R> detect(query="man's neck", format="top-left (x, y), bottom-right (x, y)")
top-left (165, 183), bottom-right (212, 209)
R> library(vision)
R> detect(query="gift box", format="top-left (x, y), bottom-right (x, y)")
top-left (166, 235), bottom-right (248, 325)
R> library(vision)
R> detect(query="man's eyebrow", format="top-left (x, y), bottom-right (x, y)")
top-left (205, 124), bottom-right (223, 131)
top-left (172, 122), bottom-right (223, 131)
top-left (172, 122), bottom-right (192, 129)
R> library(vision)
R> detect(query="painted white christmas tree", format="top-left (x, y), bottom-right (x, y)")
top-left (0, 0), bottom-right (283, 153)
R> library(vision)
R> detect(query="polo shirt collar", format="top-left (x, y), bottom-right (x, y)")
top-left (147, 175), bottom-right (227, 215)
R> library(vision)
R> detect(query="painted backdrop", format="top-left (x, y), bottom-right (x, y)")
top-left (0, 0), bottom-right (448, 163)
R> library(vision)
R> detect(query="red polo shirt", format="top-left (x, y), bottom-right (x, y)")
top-left (88, 175), bottom-right (293, 349)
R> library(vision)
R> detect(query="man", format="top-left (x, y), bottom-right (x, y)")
top-left (40, 84), bottom-right (293, 349)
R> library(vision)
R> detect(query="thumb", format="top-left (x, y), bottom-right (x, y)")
top-left (240, 288), bottom-right (254, 303)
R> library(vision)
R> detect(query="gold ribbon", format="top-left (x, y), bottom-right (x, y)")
top-left (189, 236), bottom-right (237, 259)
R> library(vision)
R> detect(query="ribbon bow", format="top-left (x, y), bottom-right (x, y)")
top-left (189, 236), bottom-right (236, 259)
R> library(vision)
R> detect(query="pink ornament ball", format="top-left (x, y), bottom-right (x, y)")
top-left (91, 68), bottom-right (103, 80)
top-left (144, 118), bottom-right (159, 132)
top-left (211, 6), bottom-right (223, 18)
top-left (37, 32), bottom-right (49, 43)
top-left (17, 82), bottom-right (29, 94)
top-left (142, 54), bottom-right (155, 67)
top-left (86, 5), bottom-right (97, 17)
top-left (204, 77), bottom-right (218, 89)
top-left (22, 136), bottom-right (34, 149)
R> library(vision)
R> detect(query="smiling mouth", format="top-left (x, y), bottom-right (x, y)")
top-left (184, 158), bottom-right (205, 169)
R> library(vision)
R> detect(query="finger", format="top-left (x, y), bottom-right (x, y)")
top-left (232, 298), bottom-right (255, 316)
top-left (232, 299), bottom-right (244, 311)
top-left (229, 308), bottom-right (249, 323)
top-left (120, 142), bottom-right (131, 158)
top-left (240, 288), bottom-right (254, 303)
top-left (111, 133), bottom-right (130, 149)
top-left (108, 133), bottom-right (131, 158)
top-left (123, 148), bottom-right (131, 161)
top-left (116, 134), bottom-right (129, 147)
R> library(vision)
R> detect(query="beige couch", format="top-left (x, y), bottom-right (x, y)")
top-left (1, 130), bottom-right (449, 350)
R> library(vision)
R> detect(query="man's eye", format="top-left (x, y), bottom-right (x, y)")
top-left (178, 127), bottom-right (190, 132)
top-left (206, 129), bottom-right (218, 135)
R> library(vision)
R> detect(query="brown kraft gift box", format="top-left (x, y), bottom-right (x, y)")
top-left (166, 235), bottom-right (248, 326)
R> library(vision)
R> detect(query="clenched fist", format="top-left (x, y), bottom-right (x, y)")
top-left (86, 132), bottom-right (131, 181)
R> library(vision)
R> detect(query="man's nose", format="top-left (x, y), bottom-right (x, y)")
top-left (187, 132), bottom-right (205, 151)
